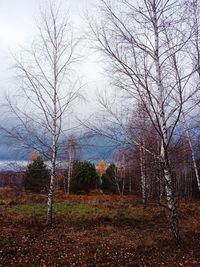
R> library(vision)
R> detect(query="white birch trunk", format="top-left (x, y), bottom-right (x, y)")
top-left (115, 168), bottom-right (122, 195)
top-left (64, 175), bottom-right (67, 195)
top-left (67, 137), bottom-right (76, 195)
top-left (116, 181), bottom-right (121, 195)
top-left (116, 175), bottom-right (122, 196)
top-left (47, 60), bottom-right (57, 224)
top-left (47, 132), bottom-right (56, 225)
top-left (67, 160), bottom-right (72, 195)
top-left (47, 25), bottom-right (58, 225)
top-left (140, 146), bottom-right (147, 208)
top-left (159, 170), bottom-right (165, 202)
top-left (160, 121), bottom-right (181, 244)
top-left (153, 2), bottom-right (181, 243)
top-left (183, 112), bottom-right (200, 192)
top-left (67, 165), bottom-right (71, 195)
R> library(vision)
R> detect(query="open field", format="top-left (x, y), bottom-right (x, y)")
top-left (0, 189), bottom-right (200, 266)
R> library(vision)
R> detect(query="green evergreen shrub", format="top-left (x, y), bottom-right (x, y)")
top-left (70, 161), bottom-right (98, 194)
top-left (22, 157), bottom-right (50, 193)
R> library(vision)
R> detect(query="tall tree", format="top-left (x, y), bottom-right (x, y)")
top-left (3, 2), bottom-right (81, 225)
top-left (182, 112), bottom-right (200, 192)
top-left (183, 0), bottom-right (200, 193)
top-left (89, 0), bottom-right (197, 243)
top-left (66, 134), bottom-right (77, 195)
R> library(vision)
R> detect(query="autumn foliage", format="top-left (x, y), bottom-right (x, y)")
top-left (97, 160), bottom-right (107, 177)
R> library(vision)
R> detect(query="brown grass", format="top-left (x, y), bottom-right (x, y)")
top-left (0, 189), bottom-right (200, 267)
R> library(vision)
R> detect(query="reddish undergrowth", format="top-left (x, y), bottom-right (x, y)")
top-left (0, 189), bottom-right (200, 266)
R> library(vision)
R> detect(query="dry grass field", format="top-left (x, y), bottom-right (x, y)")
top-left (0, 188), bottom-right (200, 266)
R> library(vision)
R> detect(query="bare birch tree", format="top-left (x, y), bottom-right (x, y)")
top-left (2, 2), bottom-right (81, 225)
top-left (66, 134), bottom-right (77, 195)
top-left (88, 0), bottom-right (197, 243)
top-left (106, 162), bottom-right (125, 195)
top-left (129, 102), bottom-right (155, 207)
top-left (182, 112), bottom-right (200, 192)
top-left (139, 146), bottom-right (147, 208)
top-left (183, 0), bottom-right (200, 192)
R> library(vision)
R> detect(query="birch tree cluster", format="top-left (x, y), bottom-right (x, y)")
top-left (1, 0), bottom-right (200, 245)
top-left (87, 0), bottom-right (200, 243)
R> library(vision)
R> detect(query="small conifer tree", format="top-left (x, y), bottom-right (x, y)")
top-left (70, 161), bottom-right (98, 194)
top-left (23, 157), bottom-right (50, 193)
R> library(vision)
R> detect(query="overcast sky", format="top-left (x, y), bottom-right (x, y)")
top-left (0, 0), bottom-right (105, 119)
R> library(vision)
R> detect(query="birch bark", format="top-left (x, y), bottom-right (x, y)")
top-left (182, 112), bottom-right (200, 192)
top-left (140, 146), bottom-right (147, 208)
